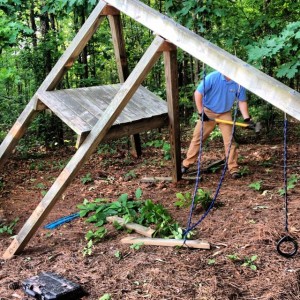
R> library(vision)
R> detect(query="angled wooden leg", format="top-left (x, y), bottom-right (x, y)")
top-left (3, 35), bottom-right (165, 259)
top-left (0, 97), bottom-right (42, 169)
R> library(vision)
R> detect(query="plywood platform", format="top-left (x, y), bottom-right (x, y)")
top-left (37, 84), bottom-right (168, 144)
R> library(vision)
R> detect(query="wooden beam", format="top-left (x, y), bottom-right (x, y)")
top-left (105, 0), bottom-right (300, 120)
top-left (121, 236), bottom-right (210, 249)
top-left (106, 216), bottom-right (155, 237)
top-left (108, 13), bottom-right (129, 82)
top-left (0, 98), bottom-right (39, 169)
top-left (108, 12), bottom-right (142, 157)
top-left (101, 5), bottom-right (120, 16)
top-left (163, 46), bottom-right (181, 182)
top-left (3, 35), bottom-right (165, 259)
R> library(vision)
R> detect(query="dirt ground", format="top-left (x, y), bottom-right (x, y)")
top-left (0, 124), bottom-right (300, 300)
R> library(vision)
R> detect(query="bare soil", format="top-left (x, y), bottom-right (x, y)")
top-left (0, 125), bottom-right (300, 300)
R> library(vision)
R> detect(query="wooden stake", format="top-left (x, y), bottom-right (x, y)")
top-left (121, 236), bottom-right (210, 249)
top-left (106, 216), bottom-right (155, 238)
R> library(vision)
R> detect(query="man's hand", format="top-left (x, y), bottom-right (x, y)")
top-left (198, 112), bottom-right (210, 122)
top-left (244, 117), bottom-right (255, 129)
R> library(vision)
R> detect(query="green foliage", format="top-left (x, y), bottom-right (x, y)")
top-left (175, 188), bottom-right (212, 210)
top-left (227, 254), bottom-right (239, 261)
top-left (239, 166), bottom-right (250, 176)
top-left (0, 218), bottom-right (19, 235)
top-left (78, 188), bottom-right (189, 255)
top-left (247, 22), bottom-right (300, 80)
top-left (208, 128), bottom-right (222, 141)
top-left (130, 242), bottom-right (144, 250)
top-left (81, 173), bottom-right (93, 185)
top-left (278, 174), bottom-right (299, 196)
top-left (99, 294), bottom-right (111, 300)
top-left (248, 181), bottom-right (262, 191)
top-left (227, 253), bottom-right (258, 271)
top-left (143, 140), bottom-right (171, 161)
top-left (124, 170), bottom-right (136, 180)
top-left (242, 255), bottom-right (258, 271)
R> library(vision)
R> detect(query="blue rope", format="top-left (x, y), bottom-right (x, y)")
top-left (184, 81), bottom-right (241, 239)
top-left (283, 113), bottom-right (288, 232)
top-left (184, 67), bottom-right (207, 239)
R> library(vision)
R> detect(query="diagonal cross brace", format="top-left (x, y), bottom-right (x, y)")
top-left (105, 0), bottom-right (300, 120)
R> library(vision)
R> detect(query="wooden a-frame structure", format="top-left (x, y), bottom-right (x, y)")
top-left (1, 0), bottom-right (300, 259)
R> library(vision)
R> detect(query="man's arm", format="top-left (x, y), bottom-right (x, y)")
top-left (239, 101), bottom-right (250, 120)
top-left (194, 90), bottom-right (203, 113)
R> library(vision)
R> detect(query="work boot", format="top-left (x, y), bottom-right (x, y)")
top-left (181, 165), bottom-right (189, 174)
top-left (231, 172), bottom-right (241, 179)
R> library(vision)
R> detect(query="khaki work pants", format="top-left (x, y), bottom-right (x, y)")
top-left (183, 108), bottom-right (239, 174)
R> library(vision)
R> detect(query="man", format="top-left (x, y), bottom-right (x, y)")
top-left (181, 70), bottom-right (252, 179)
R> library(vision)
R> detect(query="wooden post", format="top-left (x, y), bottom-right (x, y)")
top-left (3, 35), bottom-right (165, 259)
top-left (0, 98), bottom-right (40, 169)
top-left (162, 42), bottom-right (181, 182)
top-left (0, 1), bottom-right (108, 169)
top-left (108, 11), bottom-right (142, 157)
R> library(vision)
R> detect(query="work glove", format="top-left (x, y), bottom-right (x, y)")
top-left (198, 112), bottom-right (210, 122)
top-left (244, 117), bottom-right (255, 129)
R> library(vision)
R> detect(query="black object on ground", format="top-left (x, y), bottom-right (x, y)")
top-left (22, 272), bottom-right (86, 300)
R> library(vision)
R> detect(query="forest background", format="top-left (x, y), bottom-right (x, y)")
top-left (0, 0), bottom-right (299, 150)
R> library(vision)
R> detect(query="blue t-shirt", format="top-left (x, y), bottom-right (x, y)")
top-left (196, 71), bottom-right (246, 113)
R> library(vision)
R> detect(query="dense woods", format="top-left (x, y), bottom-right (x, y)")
top-left (0, 0), bottom-right (299, 148)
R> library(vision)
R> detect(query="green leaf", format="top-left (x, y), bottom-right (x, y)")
top-left (99, 293), bottom-right (111, 300)
top-left (251, 255), bottom-right (258, 262)
top-left (250, 264), bottom-right (257, 271)
top-left (135, 188), bottom-right (143, 200)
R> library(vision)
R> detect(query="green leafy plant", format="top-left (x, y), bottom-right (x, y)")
top-left (81, 173), bottom-right (93, 185)
top-left (130, 242), bottom-right (144, 250)
top-left (239, 166), bottom-right (250, 176)
top-left (124, 170), bottom-right (137, 180)
top-left (248, 180), bottom-right (262, 191)
top-left (162, 142), bottom-right (171, 160)
top-left (227, 254), bottom-right (239, 261)
top-left (83, 239), bottom-right (93, 257)
top-left (83, 227), bottom-right (107, 256)
top-left (278, 174), bottom-right (298, 196)
top-left (78, 188), bottom-right (189, 255)
top-left (208, 258), bottom-right (216, 265)
top-left (143, 140), bottom-right (171, 160)
top-left (242, 255), bottom-right (258, 271)
top-left (175, 188), bottom-right (212, 210)
top-left (0, 218), bottom-right (19, 235)
top-left (36, 182), bottom-right (46, 189)
top-left (97, 143), bottom-right (117, 155)
top-left (114, 250), bottom-right (122, 260)
top-left (99, 293), bottom-right (111, 300)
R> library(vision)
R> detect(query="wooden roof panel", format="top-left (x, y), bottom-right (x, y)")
top-left (37, 84), bottom-right (168, 136)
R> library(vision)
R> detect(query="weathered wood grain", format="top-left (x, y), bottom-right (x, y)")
top-left (105, 0), bottom-right (300, 120)
top-left (121, 236), bottom-right (210, 249)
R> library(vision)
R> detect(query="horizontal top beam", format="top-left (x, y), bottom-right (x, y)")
top-left (105, 0), bottom-right (300, 120)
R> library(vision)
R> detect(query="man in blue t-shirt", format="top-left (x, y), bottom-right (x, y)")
top-left (182, 71), bottom-right (252, 179)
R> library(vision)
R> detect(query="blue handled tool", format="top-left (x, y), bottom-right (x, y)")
top-left (44, 212), bottom-right (80, 229)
